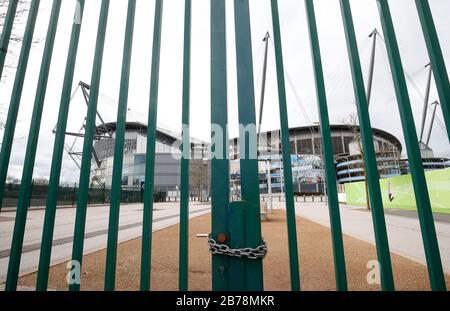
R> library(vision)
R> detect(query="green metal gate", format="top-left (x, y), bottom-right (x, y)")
top-left (0, 0), bottom-right (448, 291)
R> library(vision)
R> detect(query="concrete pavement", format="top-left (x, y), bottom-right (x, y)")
top-left (2, 200), bottom-right (449, 290)
top-left (16, 209), bottom-right (450, 291)
top-left (291, 202), bottom-right (450, 274)
top-left (0, 202), bottom-right (211, 283)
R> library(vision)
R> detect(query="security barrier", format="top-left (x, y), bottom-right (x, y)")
top-left (0, 0), bottom-right (447, 292)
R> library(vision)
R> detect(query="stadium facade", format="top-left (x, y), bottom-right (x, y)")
top-left (91, 123), bottom-right (449, 196)
top-left (231, 125), bottom-right (404, 193)
top-left (92, 122), bottom-right (209, 199)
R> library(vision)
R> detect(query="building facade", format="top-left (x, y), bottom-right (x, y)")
top-left (230, 125), bottom-right (406, 190)
top-left (92, 122), bottom-right (209, 198)
top-left (92, 123), bottom-right (449, 198)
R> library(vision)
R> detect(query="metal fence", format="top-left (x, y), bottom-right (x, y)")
top-left (1, 184), bottom-right (148, 208)
top-left (2, 184), bottom-right (103, 208)
top-left (0, 0), bottom-right (448, 292)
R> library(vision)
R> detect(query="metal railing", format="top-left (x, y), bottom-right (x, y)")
top-left (0, 0), bottom-right (447, 292)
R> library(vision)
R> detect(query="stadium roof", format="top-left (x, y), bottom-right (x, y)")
top-left (95, 122), bottom-right (206, 146)
top-left (280, 125), bottom-right (403, 154)
top-left (96, 122), bottom-right (403, 154)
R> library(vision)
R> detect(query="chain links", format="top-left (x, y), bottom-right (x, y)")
top-left (208, 235), bottom-right (268, 260)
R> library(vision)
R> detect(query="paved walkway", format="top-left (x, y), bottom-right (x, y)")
top-left (0, 202), bottom-right (211, 283)
top-left (16, 210), bottom-right (450, 291)
top-left (290, 202), bottom-right (450, 274)
top-left (2, 200), bottom-right (449, 290)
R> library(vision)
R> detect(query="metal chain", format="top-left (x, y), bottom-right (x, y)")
top-left (208, 235), bottom-right (268, 260)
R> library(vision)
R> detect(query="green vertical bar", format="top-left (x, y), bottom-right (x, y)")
top-left (304, 0), bottom-right (348, 292)
top-left (0, 0), bottom-right (40, 212)
top-left (69, 0), bottom-right (110, 292)
top-left (415, 0), bottom-right (450, 142)
top-left (140, 0), bottom-right (163, 292)
top-left (179, 0), bottom-right (191, 292)
top-left (210, 0), bottom-right (230, 291)
top-left (233, 0), bottom-right (264, 291)
top-left (228, 202), bottom-right (246, 290)
top-left (340, 0), bottom-right (394, 291)
top-left (36, 0), bottom-right (85, 291)
top-left (376, 0), bottom-right (446, 291)
top-left (104, 0), bottom-right (136, 292)
top-left (4, 0), bottom-right (60, 292)
top-left (270, 0), bottom-right (301, 292)
top-left (0, 0), bottom-right (19, 80)
top-left (16, 0), bottom-right (61, 222)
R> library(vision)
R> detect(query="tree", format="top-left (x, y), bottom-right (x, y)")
top-left (346, 113), bottom-right (371, 211)
top-left (6, 175), bottom-right (19, 184)
top-left (0, 0), bottom-right (33, 79)
top-left (1, 0), bottom-right (33, 139)
top-left (0, 111), bottom-right (4, 131)
top-left (190, 159), bottom-right (209, 202)
top-left (33, 177), bottom-right (49, 186)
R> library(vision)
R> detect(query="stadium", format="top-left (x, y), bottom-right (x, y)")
top-left (91, 122), bottom-right (209, 200)
top-left (92, 123), bottom-right (450, 196)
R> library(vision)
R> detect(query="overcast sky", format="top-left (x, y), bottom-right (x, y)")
top-left (0, 0), bottom-right (449, 183)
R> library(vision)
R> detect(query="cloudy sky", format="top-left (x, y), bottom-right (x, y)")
top-left (0, 0), bottom-right (449, 183)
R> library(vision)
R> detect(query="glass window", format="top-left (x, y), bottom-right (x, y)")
top-left (135, 154), bottom-right (146, 164)
top-left (314, 138), bottom-right (322, 156)
top-left (290, 141), bottom-right (296, 154)
top-left (332, 137), bottom-right (344, 155)
top-left (297, 139), bottom-right (313, 155)
top-left (343, 136), bottom-right (354, 154)
top-left (378, 140), bottom-right (384, 152)
top-left (124, 139), bottom-right (137, 155)
top-left (266, 134), bottom-right (271, 152)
